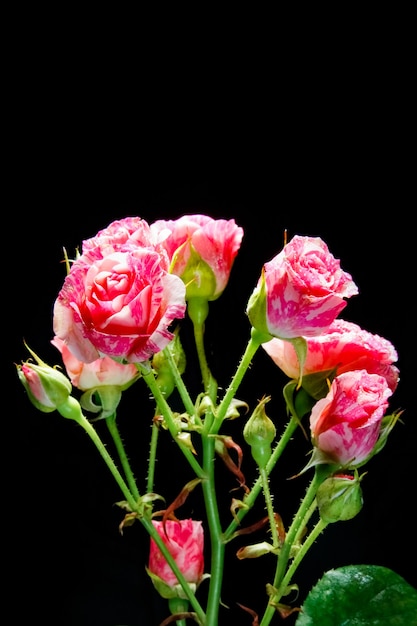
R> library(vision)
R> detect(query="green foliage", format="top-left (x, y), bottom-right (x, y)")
top-left (296, 564), bottom-right (417, 625)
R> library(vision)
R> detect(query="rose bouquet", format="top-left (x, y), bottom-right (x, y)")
top-left (16, 214), bottom-right (417, 625)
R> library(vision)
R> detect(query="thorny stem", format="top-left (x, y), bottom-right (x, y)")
top-left (201, 432), bottom-right (225, 626)
top-left (73, 410), bottom-right (138, 510)
top-left (212, 328), bottom-right (270, 434)
top-left (187, 298), bottom-right (214, 395)
top-left (260, 466), bottom-right (280, 549)
top-left (73, 406), bottom-right (207, 624)
top-left (259, 466), bottom-right (333, 625)
top-left (162, 345), bottom-right (199, 422)
top-left (138, 363), bottom-right (205, 480)
top-left (106, 412), bottom-right (140, 501)
top-left (224, 414), bottom-right (300, 540)
top-left (147, 417), bottom-right (160, 494)
top-left (278, 518), bottom-right (328, 599)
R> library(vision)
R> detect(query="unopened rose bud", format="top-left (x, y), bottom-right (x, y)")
top-left (17, 349), bottom-right (72, 413)
top-left (316, 472), bottom-right (363, 523)
top-left (147, 519), bottom-right (205, 600)
top-left (243, 396), bottom-right (276, 469)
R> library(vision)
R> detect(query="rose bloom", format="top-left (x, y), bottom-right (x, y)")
top-left (262, 319), bottom-right (399, 392)
top-left (51, 336), bottom-right (140, 390)
top-left (81, 216), bottom-right (164, 262)
top-left (53, 245), bottom-right (186, 364)
top-left (151, 214), bottom-right (244, 301)
top-left (149, 519), bottom-right (205, 588)
top-left (247, 235), bottom-right (358, 339)
top-left (309, 369), bottom-right (393, 467)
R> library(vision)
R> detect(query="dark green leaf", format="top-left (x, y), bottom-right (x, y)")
top-left (295, 564), bottom-right (417, 625)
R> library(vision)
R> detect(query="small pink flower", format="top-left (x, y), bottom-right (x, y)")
top-left (51, 336), bottom-right (139, 390)
top-left (262, 319), bottom-right (399, 392)
top-left (247, 235), bottom-right (358, 339)
top-left (309, 369), bottom-right (393, 466)
top-left (151, 214), bottom-right (244, 301)
top-left (53, 246), bottom-right (186, 364)
top-left (149, 519), bottom-right (205, 589)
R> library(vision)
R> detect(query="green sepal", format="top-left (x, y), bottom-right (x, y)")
top-left (283, 381), bottom-right (315, 431)
top-left (299, 367), bottom-right (337, 400)
top-left (80, 386), bottom-right (122, 421)
top-left (287, 336), bottom-right (308, 388)
top-left (145, 566), bottom-right (195, 600)
top-left (246, 268), bottom-right (270, 335)
top-left (176, 246), bottom-right (216, 301)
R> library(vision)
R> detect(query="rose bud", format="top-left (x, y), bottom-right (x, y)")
top-left (316, 472), bottom-right (364, 523)
top-left (16, 345), bottom-right (72, 413)
top-left (243, 396), bottom-right (276, 469)
top-left (147, 518), bottom-right (205, 600)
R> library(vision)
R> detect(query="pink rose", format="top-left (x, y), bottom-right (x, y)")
top-left (149, 519), bottom-right (205, 589)
top-left (151, 214), bottom-right (244, 301)
top-left (309, 369), bottom-right (393, 467)
top-left (53, 246), bottom-right (186, 364)
top-left (81, 216), bottom-right (164, 262)
top-left (262, 319), bottom-right (399, 392)
top-left (51, 336), bottom-right (140, 390)
top-left (247, 235), bottom-right (358, 339)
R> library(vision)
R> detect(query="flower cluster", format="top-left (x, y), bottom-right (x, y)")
top-left (17, 214), bottom-right (409, 625)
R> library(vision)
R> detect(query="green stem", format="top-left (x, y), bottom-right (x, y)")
top-left (224, 414), bottom-right (299, 540)
top-left (168, 598), bottom-right (189, 626)
top-left (187, 297), bottom-right (213, 394)
top-left (106, 413), bottom-right (140, 501)
top-left (211, 328), bottom-right (269, 434)
top-left (259, 467), bottom-right (280, 549)
top-left (59, 400), bottom-right (206, 623)
top-left (278, 518), bottom-right (328, 597)
top-left (201, 433), bottom-right (225, 626)
top-left (194, 319), bottom-right (211, 393)
top-left (293, 499), bottom-right (318, 547)
top-left (259, 466), bottom-right (333, 626)
top-left (163, 345), bottom-right (199, 422)
top-left (73, 411), bottom-right (137, 510)
top-left (147, 418), bottom-right (160, 493)
top-left (138, 363), bottom-right (205, 480)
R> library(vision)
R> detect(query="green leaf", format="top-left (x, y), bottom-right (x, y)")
top-left (295, 565), bottom-right (417, 625)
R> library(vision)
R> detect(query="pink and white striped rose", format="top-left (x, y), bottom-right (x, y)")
top-left (151, 214), bottom-right (244, 301)
top-left (247, 235), bottom-right (358, 339)
top-left (309, 369), bottom-right (393, 467)
top-left (148, 519), bottom-right (205, 591)
top-left (262, 319), bottom-right (399, 392)
top-left (81, 216), bottom-right (164, 262)
top-left (53, 240), bottom-right (186, 364)
top-left (51, 336), bottom-right (140, 390)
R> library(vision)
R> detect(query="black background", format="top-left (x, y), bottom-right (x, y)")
top-left (7, 55), bottom-right (415, 625)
